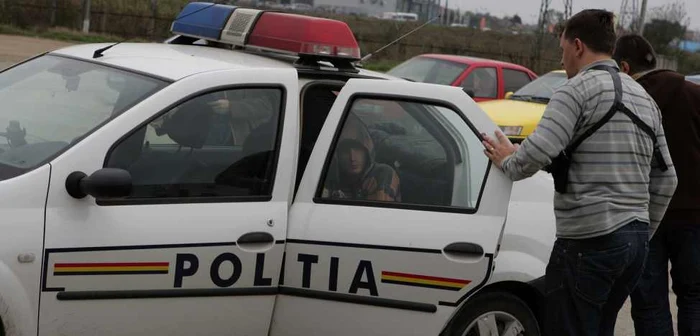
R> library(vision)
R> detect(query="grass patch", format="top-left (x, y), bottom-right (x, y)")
top-left (362, 60), bottom-right (401, 73)
top-left (0, 24), bottom-right (149, 44)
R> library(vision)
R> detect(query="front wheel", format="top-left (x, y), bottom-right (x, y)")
top-left (450, 291), bottom-right (540, 336)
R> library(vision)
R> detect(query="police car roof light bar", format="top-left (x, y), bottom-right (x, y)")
top-left (247, 12), bottom-right (361, 61)
top-left (170, 2), bottom-right (362, 62)
top-left (170, 2), bottom-right (236, 40)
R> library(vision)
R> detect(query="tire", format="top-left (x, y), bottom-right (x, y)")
top-left (449, 291), bottom-right (541, 336)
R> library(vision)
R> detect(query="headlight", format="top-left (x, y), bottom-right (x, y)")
top-left (499, 126), bottom-right (523, 136)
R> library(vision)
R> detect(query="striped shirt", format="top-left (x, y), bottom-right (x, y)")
top-left (501, 59), bottom-right (678, 239)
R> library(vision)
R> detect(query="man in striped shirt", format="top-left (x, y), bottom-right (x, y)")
top-left (482, 9), bottom-right (678, 336)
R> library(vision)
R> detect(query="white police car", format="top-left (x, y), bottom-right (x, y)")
top-left (0, 3), bottom-right (555, 336)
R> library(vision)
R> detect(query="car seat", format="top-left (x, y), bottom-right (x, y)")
top-left (367, 125), bottom-right (450, 206)
top-left (214, 117), bottom-right (278, 195)
top-left (127, 100), bottom-right (214, 189)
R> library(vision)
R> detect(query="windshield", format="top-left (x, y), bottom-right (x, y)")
top-left (510, 71), bottom-right (568, 102)
top-left (386, 57), bottom-right (469, 85)
top-left (0, 55), bottom-right (168, 181)
top-left (687, 76), bottom-right (700, 84)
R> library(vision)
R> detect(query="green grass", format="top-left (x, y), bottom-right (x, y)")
top-left (0, 23), bottom-right (402, 74)
top-left (362, 60), bottom-right (401, 73)
top-left (0, 24), bottom-right (149, 44)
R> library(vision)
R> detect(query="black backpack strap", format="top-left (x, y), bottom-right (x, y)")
top-left (604, 67), bottom-right (668, 171)
top-left (561, 65), bottom-right (621, 157)
top-left (564, 64), bottom-right (668, 171)
top-left (544, 63), bottom-right (668, 192)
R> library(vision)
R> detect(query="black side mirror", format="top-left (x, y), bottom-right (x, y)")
top-left (463, 88), bottom-right (475, 98)
top-left (65, 168), bottom-right (132, 199)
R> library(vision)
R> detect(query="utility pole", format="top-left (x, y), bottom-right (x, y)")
top-left (637, 0), bottom-right (648, 34)
top-left (617, 0), bottom-right (639, 35)
top-left (533, 0), bottom-right (552, 72)
top-left (444, 0), bottom-right (449, 25)
top-left (50, 0), bottom-right (57, 26)
top-left (81, 0), bottom-right (91, 33)
top-left (563, 0), bottom-right (573, 20)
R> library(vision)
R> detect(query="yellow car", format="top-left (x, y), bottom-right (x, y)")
top-left (478, 70), bottom-right (568, 142)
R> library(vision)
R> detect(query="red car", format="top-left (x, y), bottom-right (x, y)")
top-left (386, 54), bottom-right (538, 102)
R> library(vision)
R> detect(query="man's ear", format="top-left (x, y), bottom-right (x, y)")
top-left (574, 38), bottom-right (585, 57)
top-left (620, 61), bottom-right (631, 74)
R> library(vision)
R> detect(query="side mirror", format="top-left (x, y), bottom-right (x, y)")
top-left (65, 168), bottom-right (132, 199)
top-left (505, 91), bottom-right (514, 99)
top-left (463, 88), bottom-right (475, 98)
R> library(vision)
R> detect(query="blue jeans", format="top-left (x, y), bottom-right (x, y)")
top-left (544, 220), bottom-right (650, 336)
top-left (630, 221), bottom-right (700, 336)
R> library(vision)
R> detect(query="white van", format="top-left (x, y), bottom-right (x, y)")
top-left (382, 12), bottom-right (419, 21)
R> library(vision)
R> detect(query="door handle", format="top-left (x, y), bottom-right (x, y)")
top-left (443, 242), bottom-right (484, 258)
top-left (237, 232), bottom-right (274, 245)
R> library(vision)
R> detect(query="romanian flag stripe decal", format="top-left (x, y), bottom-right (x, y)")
top-left (380, 271), bottom-right (471, 291)
top-left (53, 262), bottom-right (169, 276)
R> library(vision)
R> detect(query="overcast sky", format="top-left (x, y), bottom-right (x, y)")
top-left (447, 0), bottom-right (699, 30)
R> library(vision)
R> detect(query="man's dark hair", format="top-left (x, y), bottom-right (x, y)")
top-left (612, 34), bottom-right (657, 75)
top-left (561, 9), bottom-right (617, 55)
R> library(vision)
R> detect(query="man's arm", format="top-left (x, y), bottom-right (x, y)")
top-left (499, 84), bottom-right (584, 181)
top-left (647, 122), bottom-right (678, 239)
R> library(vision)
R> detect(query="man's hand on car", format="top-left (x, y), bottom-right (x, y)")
top-left (482, 130), bottom-right (519, 168)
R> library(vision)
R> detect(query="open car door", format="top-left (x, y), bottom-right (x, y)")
top-left (270, 78), bottom-right (514, 336)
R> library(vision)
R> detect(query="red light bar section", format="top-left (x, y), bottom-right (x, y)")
top-left (248, 12), bottom-right (361, 60)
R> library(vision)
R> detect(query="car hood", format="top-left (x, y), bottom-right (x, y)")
top-left (477, 99), bottom-right (547, 138)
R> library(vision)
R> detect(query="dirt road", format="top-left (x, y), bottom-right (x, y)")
top-left (0, 33), bottom-right (682, 336)
top-left (0, 34), bottom-right (74, 70)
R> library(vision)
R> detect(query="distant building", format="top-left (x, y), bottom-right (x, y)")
top-left (311, 0), bottom-right (400, 16)
top-left (274, 0), bottom-right (442, 20)
top-left (679, 40), bottom-right (700, 53)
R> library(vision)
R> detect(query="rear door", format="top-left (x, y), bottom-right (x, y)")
top-left (269, 79), bottom-right (513, 336)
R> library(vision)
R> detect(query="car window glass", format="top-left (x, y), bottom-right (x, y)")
top-left (318, 98), bottom-right (488, 210)
top-left (511, 71), bottom-right (568, 101)
top-left (0, 55), bottom-right (166, 181)
top-left (106, 87), bottom-right (283, 200)
top-left (462, 67), bottom-right (497, 98)
top-left (387, 57), bottom-right (469, 85)
top-left (503, 69), bottom-right (532, 93)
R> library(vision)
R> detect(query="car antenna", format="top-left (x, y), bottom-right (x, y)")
top-left (93, 2), bottom-right (221, 58)
top-left (359, 14), bottom-right (442, 64)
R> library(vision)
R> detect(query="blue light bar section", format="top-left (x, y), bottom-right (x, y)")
top-left (170, 2), bottom-right (236, 40)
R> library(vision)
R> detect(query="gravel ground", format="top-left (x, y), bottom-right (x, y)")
top-left (0, 33), bottom-right (682, 336)
top-left (616, 269), bottom-right (679, 336)
top-left (0, 34), bottom-right (73, 71)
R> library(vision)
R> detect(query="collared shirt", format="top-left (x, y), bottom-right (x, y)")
top-left (501, 59), bottom-right (678, 239)
top-left (631, 69), bottom-right (655, 80)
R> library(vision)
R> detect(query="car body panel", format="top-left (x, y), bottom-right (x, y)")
top-left (477, 70), bottom-right (568, 140)
top-left (477, 99), bottom-right (547, 141)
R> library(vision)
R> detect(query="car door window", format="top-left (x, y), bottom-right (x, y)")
top-left (503, 68), bottom-right (532, 93)
top-left (105, 87), bottom-right (283, 201)
top-left (387, 57), bottom-right (469, 85)
top-left (461, 67), bottom-right (497, 98)
top-left (317, 97), bottom-right (488, 210)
